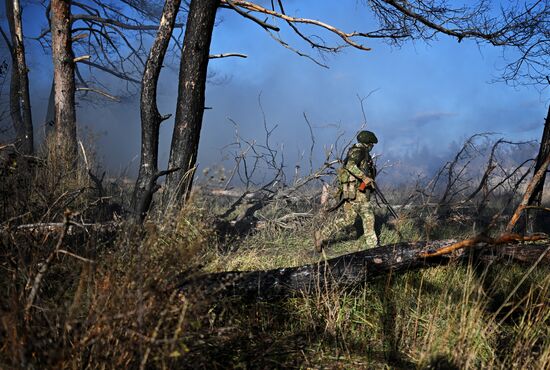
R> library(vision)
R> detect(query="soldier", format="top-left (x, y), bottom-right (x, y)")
top-left (315, 130), bottom-right (379, 252)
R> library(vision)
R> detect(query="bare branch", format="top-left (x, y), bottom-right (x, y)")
top-left (275, 0), bottom-right (341, 53)
top-left (223, 0), bottom-right (280, 31)
top-left (71, 13), bottom-right (183, 31)
top-left (222, 0), bottom-right (372, 51)
top-left (73, 55), bottom-right (91, 62)
top-left (76, 87), bottom-right (120, 101)
top-left (264, 29), bottom-right (329, 68)
top-left (154, 167), bottom-right (181, 182)
top-left (76, 59), bottom-right (140, 84)
top-left (209, 53), bottom-right (248, 59)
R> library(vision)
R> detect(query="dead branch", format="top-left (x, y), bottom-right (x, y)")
top-left (478, 158), bottom-right (534, 212)
top-left (465, 138), bottom-right (505, 202)
top-left (440, 133), bottom-right (491, 205)
top-left (209, 53), bottom-right (247, 59)
top-left (24, 211), bottom-right (71, 321)
top-left (76, 60), bottom-right (141, 84)
top-left (421, 233), bottom-right (548, 258)
top-left (76, 87), bottom-right (120, 101)
top-left (71, 13), bottom-right (183, 31)
top-left (224, 0), bottom-right (371, 51)
top-left (223, 0), bottom-right (280, 31)
top-left (275, 0), bottom-right (341, 53)
top-left (522, 205), bottom-right (550, 213)
top-left (57, 249), bottom-right (96, 263)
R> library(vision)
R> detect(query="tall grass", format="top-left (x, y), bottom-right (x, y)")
top-left (1, 149), bottom-right (548, 368)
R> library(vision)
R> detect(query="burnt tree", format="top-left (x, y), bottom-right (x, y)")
top-left (163, 0), bottom-right (220, 208)
top-left (4, 0), bottom-right (33, 155)
top-left (529, 105), bottom-right (550, 206)
top-left (131, 0), bottom-right (183, 221)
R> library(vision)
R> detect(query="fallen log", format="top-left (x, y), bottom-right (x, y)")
top-left (0, 221), bottom-right (120, 238)
top-left (13, 221), bottom-right (119, 234)
top-left (0, 221), bottom-right (120, 250)
top-left (180, 236), bottom-right (550, 301)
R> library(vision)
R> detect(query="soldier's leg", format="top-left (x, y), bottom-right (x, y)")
top-left (315, 203), bottom-right (357, 250)
top-left (358, 200), bottom-right (378, 249)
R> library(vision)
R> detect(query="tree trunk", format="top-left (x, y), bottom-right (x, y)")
top-left (179, 239), bottom-right (550, 301)
top-left (163, 0), bottom-right (219, 209)
top-left (506, 152), bottom-right (550, 233)
top-left (529, 105), bottom-right (550, 206)
top-left (51, 0), bottom-right (78, 166)
top-left (131, 0), bottom-right (183, 222)
top-left (523, 105), bottom-right (550, 233)
top-left (6, 0), bottom-right (33, 155)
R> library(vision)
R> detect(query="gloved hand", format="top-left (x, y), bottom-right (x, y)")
top-left (358, 177), bottom-right (374, 192)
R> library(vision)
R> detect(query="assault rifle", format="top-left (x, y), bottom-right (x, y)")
top-left (357, 174), bottom-right (399, 219)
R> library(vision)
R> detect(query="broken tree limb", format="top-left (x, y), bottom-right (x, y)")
top-left (179, 237), bottom-right (550, 301)
top-left (420, 233), bottom-right (548, 257)
top-left (14, 221), bottom-right (118, 233)
top-left (1, 221), bottom-right (119, 239)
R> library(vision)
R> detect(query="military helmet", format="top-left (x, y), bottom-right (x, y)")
top-left (357, 130), bottom-right (378, 144)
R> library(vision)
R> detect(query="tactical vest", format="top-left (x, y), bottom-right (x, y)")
top-left (337, 143), bottom-right (376, 199)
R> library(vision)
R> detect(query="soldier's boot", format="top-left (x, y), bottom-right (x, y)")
top-left (314, 230), bottom-right (325, 253)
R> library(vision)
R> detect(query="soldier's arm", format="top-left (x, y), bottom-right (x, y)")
top-left (346, 147), bottom-right (371, 181)
top-left (348, 148), bottom-right (377, 193)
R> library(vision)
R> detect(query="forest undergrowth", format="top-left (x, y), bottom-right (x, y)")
top-left (1, 142), bottom-right (549, 369)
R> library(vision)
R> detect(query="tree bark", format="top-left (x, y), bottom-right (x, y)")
top-left (51, 0), bottom-right (78, 166)
top-left (179, 239), bottom-right (550, 300)
top-left (163, 0), bottom-right (219, 208)
top-left (6, 0), bottom-right (33, 155)
top-left (131, 0), bottom-right (183, 222)
top-left (529, 105), bottom-right (550, 206)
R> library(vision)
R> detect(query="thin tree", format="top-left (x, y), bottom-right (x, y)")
top-left (162, 0), bottom-right (220, 208)
top-left (131, 0), bottom-right (183, 221)
top-left (51, 0), bottom-right (78, 164)
top-left (3, 0), bottom-right (33, 155)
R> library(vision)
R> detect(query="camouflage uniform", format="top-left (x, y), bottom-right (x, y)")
top-left (316, 132), bottom-right (378, 251)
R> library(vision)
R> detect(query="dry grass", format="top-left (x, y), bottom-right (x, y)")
top-left (1, 150), bottom-right (549, 368)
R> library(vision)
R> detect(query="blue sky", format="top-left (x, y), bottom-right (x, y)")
top-left (1, 0), bottom-right (548, 181)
